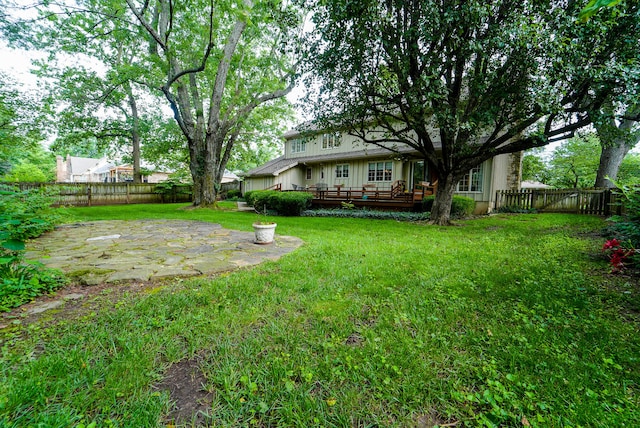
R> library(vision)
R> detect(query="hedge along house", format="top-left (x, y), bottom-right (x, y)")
top-left (243, 124), bottom-right (523, 214)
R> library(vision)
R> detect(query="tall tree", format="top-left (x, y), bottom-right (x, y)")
top-left (6, 1), bottom-right (169, 184)
top-left (0, 72), bottom-right (45, 176)
top-left (548, 133), bottom-right (601, 189)
top-left (592, 104), bottom-right (639, 188)
top-left (521, 148), bottom-right (551, 184)
top-left (306, 0), bottom-right (640, 224)
top-left (125, 0), bottom-right (301, 205)
top-left (3, 0), bottom-right (300, 195)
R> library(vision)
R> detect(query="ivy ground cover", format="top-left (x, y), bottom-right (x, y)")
top-left (1, 205), bottom-right (638, 427)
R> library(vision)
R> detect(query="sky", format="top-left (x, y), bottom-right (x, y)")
top-left (0, 40), bottom-right (43, 91)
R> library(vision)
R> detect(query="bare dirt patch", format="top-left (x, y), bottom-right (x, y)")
top-left (154, 354), bottom-right (214, 427)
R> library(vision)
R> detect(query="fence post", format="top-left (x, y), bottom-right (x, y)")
top-left (87, 185), bottom-right (92, 207)
top-left (126, 183), bottom-right (130, 204)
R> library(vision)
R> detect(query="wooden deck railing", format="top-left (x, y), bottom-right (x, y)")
top-left (284, 181), bottom-right (420, 206)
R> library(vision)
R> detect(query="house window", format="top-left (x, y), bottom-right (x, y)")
top-left (336, 164), bottom-right (349, 178)
top-left (291, 139), bottom-right (306, 154)
top-left (368, 161), bottom-right (392, 182)
top-left (306, 167), bottom-right (312, 180)
top-left (322, 133), bottom-right (340, 149)
top-left (457, 164), bottom-right (483, 192)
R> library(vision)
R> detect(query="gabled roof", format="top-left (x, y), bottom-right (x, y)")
top-left (243, 156), bottom-right (297, 177)
top-left (282, 121), bottom-right (320, 139)
top-left (69, 156), bottom-right (103, 173)
top-left (244, 145), bottom-right (419, 178)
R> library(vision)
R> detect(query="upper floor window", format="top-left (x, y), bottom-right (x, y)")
top-left (291, 139), bottom-right (306, 154)
top-left (322, 133), bottom-right (341, 149)
top-left (368, 161), bottom-right (392, 182)
top-left (336, 164), bottom-right (349, 178)
top-left (457, 164), bottom-right (483, 192)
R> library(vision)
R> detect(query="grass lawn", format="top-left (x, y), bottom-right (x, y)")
top-left (1, 204), bottom-right (639, 427)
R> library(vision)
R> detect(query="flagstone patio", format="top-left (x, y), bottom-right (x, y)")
top-left (25, 219), bottom-right (303, 285)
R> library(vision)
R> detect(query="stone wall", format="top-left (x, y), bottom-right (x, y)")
top-left (507, 151), bottom-right (523, 190)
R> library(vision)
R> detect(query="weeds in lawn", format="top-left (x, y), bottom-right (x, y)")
top-left (0, 207), bottom-right (638, 426)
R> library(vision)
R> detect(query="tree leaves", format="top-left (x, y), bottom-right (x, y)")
top-left (578, 0), bottom-right (623, 23)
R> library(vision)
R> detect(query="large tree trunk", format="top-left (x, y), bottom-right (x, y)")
top-left (187, 132), bottom-right (225, 206)
top-left (594, 108), bottom-right (638, 188)
top-left (594, 139), bottom-right (633, 188)
top-left (192, 165), bottom-right (217, 206)
top-left (126, 88), bottom-right (142, 184)
top-left (429, 173), bottom-right (458, 226)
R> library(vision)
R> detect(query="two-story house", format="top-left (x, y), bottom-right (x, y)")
top-left (243, 124), bottom-right (522, 214)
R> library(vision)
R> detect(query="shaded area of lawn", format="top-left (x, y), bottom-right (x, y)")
top-left (1, 205), bottom-right (638, 427)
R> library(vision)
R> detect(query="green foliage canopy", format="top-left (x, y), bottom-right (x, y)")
top-left (304, 0), bottom-right (640, 224)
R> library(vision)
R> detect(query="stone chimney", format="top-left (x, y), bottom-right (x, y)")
top-left (56, 155), bottom-right (69, 182)
top-left (507, 151), bottom-right (523, 191)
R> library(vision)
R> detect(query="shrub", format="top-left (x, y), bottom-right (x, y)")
top-left (268, 192), bottom-right (314, 216)
top-left (247, 190), bottom-right (313, 216)
top-left (0, 185), bottom-right (63, 240)
top-left (603, 184), bottom-right (640, 272)
top-left (0, 254), bottom-right (68, 312)
top-left (154, 179), bottom-right (192, 202)
top-left (243, 190), bottom-right (263, 207)
top-left (0, 186), bottom-right (68, 311)
top-left (607, 184), bottom-right (640, 247)
top-left (303, 209), bottom-right (429, 221)
top-left (422, 195), bottom-right (476, 218)
top-left (248, 190), bottom-right (279, 209)
top-left (226, 189), bottom-right (241, 199)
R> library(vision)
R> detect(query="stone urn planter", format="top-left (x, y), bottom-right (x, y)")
top-left (253, 222), bottom-right (277, 244)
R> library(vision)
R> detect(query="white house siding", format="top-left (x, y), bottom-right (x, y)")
top-left (488, 152), bottom-right (522, 212)
top-left (297, 158), bottom-right (404, 189)
top-left (244, 176), bottom-right (276, 193)
top-left (287, 128), bottom-right (417, 160)
top-left (454, 158), bottom-right (493, 214)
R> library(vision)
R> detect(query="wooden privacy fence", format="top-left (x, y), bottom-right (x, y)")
top-left (495, 188), bottom-right (623, 216)
top-left (1, 182), bottom-right (194, 206)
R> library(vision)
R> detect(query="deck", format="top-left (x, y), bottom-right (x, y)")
top-left (276, 180), bottom-right (437, 211)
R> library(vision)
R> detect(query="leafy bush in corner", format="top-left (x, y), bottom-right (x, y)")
top-left (422, 195), bottom-right (476, 218)
top-left (154, 178), bottom-right (192, 202)
top-left (603, 184), bottom-right (640, 272)
top-left (303, 209), bottom-right (429, 221)
top-left (608, 184), bottom-right (640, 247)
top-left (0, 185), bottom-right (68, 311)
top-left (0, 185), bottom-right (63, 240)
top-left (0, 254), bottom-right (68, 312)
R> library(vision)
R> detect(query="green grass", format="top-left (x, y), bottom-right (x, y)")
top-left (1, 204), bottom-right (639, 427)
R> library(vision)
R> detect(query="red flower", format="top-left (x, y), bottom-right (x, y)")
top-left (603, 239), bottom-right (621, 251)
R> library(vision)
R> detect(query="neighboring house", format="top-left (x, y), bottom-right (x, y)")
top-left (56, 155), bottom-right (170, 183)
top-left (243, 125), bottom-right (523, 214)
top-left (521, 180), bottom-right (552, 189)
top-left (222, 171), bottom-right (240, 184)
top-left (56, 155), bottom-right (113, 183)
